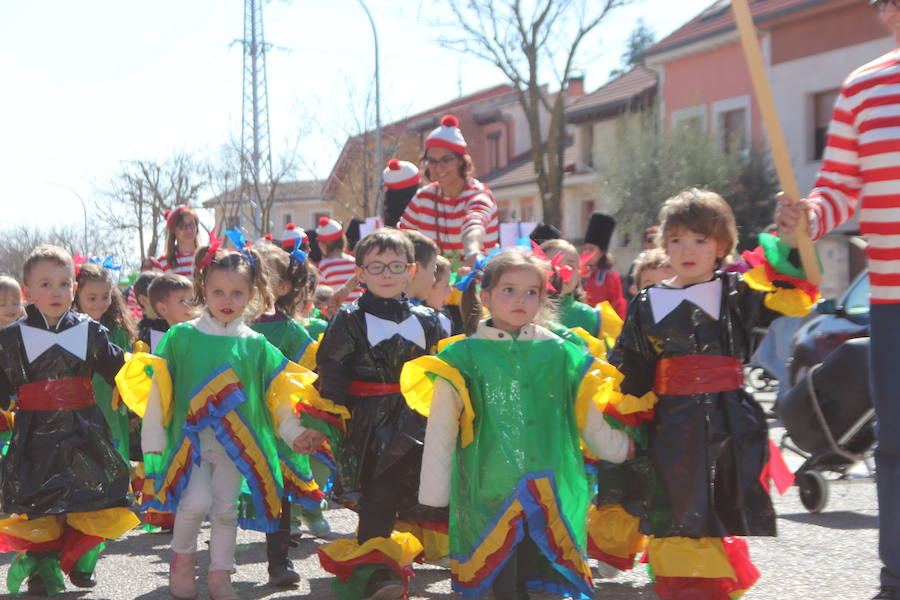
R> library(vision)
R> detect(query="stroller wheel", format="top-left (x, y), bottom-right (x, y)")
top-left (797, 470), bottom-right (829, 513)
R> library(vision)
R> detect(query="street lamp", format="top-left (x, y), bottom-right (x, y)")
top-left (357, 0), bottom-right (383, 219)
top-left (45, 180), bottom-right (88, 252)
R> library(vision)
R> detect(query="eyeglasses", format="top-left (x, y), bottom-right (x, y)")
top-left (361, 261), bottom-right (410, 275)
top-left (423, 155), bottom-right (459, 167)
top-left (874, 0), bottom-right (900, 11)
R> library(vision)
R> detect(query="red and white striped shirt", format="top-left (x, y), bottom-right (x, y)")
top-left (154, 251), bottom-right (195, 280)
top-left (808, 48), bottom-right (900, 303)
top-left (398, 179), bottom-right (499, 256)
top-left (319, 254), bottom-right (362, 303)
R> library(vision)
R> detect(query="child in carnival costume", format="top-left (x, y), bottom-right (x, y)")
top-left (249, 240), bottom-right (331, 586)
top-left (0, 245), bottom-right (140, 596)
top-left (401, 248), bottom-right (634, 599)
top-left (0, 276), bottom-right (26, 454)
top-left (581, 213), bottom-right (626, 318)
top-left (308, 229), bottom-right (445, 600)
top-left (73, 261), bottom-right (137, 465)
top-left (116, 238), bottom-right (323, 600)
top-left (607, 189), bottom-right (808, 600)
top-left (539, 238), bottom-right (623, 357)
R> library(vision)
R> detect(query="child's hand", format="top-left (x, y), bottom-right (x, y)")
top-left (292, 429), bottom-right (327, 454)
top-left (626, 438), bottom-right (637, 461)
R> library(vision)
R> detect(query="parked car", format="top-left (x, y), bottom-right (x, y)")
top-left (787, 269), bottom-right (870, 387)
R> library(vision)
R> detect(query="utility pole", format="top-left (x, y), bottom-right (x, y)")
top-left (357, 0), bottom-right (382, 219)
top-left (237, 0), bottom-right (273, 237)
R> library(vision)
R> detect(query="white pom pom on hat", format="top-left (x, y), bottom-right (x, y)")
top-left (383, 158), bottom-right (421, 190)
top-left (425, 114), bottom-right (467, 155)
top-left (280, 223), bottom-right (308, 249)
top-left (315, 216), bottom-right (344, 243)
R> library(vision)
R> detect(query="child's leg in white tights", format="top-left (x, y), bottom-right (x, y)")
top-left (171, 449), bottom-right (242, 570)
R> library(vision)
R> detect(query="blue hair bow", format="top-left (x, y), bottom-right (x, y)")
top-left (224, 227), bottom-right (255, 263)
top-left (102, 255), bottom-right (122, 271)
top-left (454, 247), bottom-right (502, 292)
top-left (290, 237), bottom-right (307, 265)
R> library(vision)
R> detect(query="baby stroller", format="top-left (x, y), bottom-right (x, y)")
top-left (777, 337), bottom-right (876, 513)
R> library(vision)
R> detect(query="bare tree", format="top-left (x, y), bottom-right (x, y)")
top-left (305, 74), bottom-right (403, 220)
top-left (0, 223), bottom-right (132, 281)
top-left (437, 0), bottom-right (630, 227)
top-left (96, 153), bottom-right (206, 260)
top-left (205, 133), bottom-right (304, 237)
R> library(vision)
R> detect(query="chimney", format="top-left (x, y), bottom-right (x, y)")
top-left (566, 70), bottom-right (585, 98)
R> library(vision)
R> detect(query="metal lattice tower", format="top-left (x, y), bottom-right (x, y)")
top-left (238, 0), bottom-right (273, 235)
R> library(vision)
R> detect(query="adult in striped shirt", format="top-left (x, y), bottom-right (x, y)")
top-left (154, 205), bottom-right (198, 280)
top-left (316, 216), bottom-right (362, 304)
top-left (776, 5), bottom-right (900, 598)
top-left (398, 114), bottom-right (499, 266)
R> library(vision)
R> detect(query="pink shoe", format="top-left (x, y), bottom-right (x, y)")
top-left (207, 569), bottom-right (240, 600)
top-left (168, 552), bottom-right (197, 600)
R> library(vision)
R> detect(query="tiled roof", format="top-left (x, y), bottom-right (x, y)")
top-left (202, 179), bottom-right (325, 208)
top-left (566, 66), bottom-right (657, 123)
top-left (643, 0), bottom-right (833, 58)
top-left (481, 144), bottom-right (577, 191)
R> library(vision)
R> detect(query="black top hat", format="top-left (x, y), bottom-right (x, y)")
top-left (345, 218), bottom-right (365, 251)
top-left (383, 187), bottom-right (418, 228)
top-left (529, 222), bottom-right (562, 245)
top-left (584, 212), bottom-right (616, 251)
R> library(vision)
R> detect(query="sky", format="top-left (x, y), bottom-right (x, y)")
top-left (0, 0), bottom-right (715, 230)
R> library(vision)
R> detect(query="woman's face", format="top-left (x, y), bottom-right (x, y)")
top-left (424, 149), bottom-right (463, 189)
top-left (879, 0), bottom-right (900, 44)
top-left (173, 214), bottom-right (198, 247)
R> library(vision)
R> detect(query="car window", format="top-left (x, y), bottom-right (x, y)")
top-left (843, 272), bottom-right (870, 315)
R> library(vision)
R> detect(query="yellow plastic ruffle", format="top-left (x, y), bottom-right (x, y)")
top-left (575, 358), bottom-right (623, 431)
top-left (115, 352), bottom-right (172, 423)
top-left (299, 383), bottom-right (351, 424)
top-left (0, 515), bottom-right (62, 543)
top-left (437, 333), bottom-right (466, 352)
top-left (743, 265), bottom-right (817, 317)
top-left (400, 355), bottom-right (475, 447)
top-left (67, 507), bottom-right (140, 539)
top-left (265, 360), bottom-right (318, 430)
top-left (298, 340), bottom-right (319, 371)
top-left (570, 327), bottom-right (607, 359)
top-left (597, 300), bottom-right (624, 343)
top-left (394, 520), bottom-right (449, 562)
top-left (588, 504), bottom-right (647, 560)
top-left (616, 390), bottom-right (659, 415)
top-left (647, 536), bottom-right (736, 579)
top-left (319, 531), bottom-right (423, 567)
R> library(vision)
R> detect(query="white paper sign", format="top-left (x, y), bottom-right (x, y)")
top-left (358, 216), bottom-right (383, 239)
top-left (499, 222), bottom-right (537, 248)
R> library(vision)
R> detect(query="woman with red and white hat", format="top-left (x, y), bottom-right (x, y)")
top-left (155, 205), bottom-right (199, 279)
top-left (398, 115), bottom-right (499, 266)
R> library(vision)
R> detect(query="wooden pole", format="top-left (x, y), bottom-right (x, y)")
top-left (731, 0), bottom-right (822, 286)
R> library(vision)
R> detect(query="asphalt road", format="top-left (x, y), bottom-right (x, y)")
top-left (0, 396), bottom-right (881, 600)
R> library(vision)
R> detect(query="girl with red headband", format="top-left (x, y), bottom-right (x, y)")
top-left (155, 205), bottom-right (200, 279)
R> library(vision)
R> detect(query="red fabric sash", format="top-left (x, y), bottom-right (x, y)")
top-left (654, 355), bottom-right (743, 396)
top-left (348, 381), bottom-right (401, 397)
top-left (17, 377), bottom-right (95, 411)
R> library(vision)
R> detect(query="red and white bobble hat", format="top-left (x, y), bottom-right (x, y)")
top-left (164, 205), bottom-right (191, 229)
top-left (425, 114), bottom-right (467, 155)
top-left (315, 216), bottom-right (343, 243)
top-left (383, 158), bottom-right (421, 190)
top-left (280, 223), bottom-right (308, 250)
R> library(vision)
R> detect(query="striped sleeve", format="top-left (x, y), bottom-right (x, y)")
top-left (808, 89), bottom-right (862, 241)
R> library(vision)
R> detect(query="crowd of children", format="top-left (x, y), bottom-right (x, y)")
top-left (0, 120), bottom-right (816, 600)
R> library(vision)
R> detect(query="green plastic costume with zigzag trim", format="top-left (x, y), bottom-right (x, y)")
top-left (248, 313), bottom-right (323, 510)
top-left (428, 336), bottom-right (594, 599)
top-left (92, 326), bottom-right (132, 463)
top-left (149, 323), bottom-right (291, 533)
